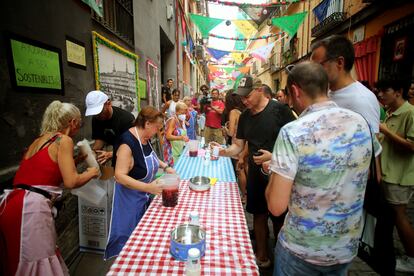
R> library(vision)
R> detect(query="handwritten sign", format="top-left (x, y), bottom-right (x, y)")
top-left (10, 38), bottom-right (62, 90)
top-left (66, 39), bottom-right (86, 67)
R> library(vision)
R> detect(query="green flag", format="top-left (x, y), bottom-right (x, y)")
top-left (234, 30), bottom-right (246, 51)
top-left (271, 12), bottom-right (307, 37)
top-left (189, 14), bottom-right (224, 38)
top-left (82, 0), bottom-right (103, 17)
top-left (223, 67), bottom-right (234, 74)
top-left (233, 74), bottom-right (245, 91)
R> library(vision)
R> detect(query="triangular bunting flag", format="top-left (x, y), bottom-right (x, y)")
top-left (82, 0), bottom-right (103, 17)
top-left (207, 47), bottom-right (230, 61)
top-left (231, 53), bottom-right (246, 64)
top-left (238, 66), bottom-right (250, 74)
top-left (234, 30), bottom-right (247, 51)
top-left (223, 67), bottom-right (234, 74)
top-left (271, 12), bottom-right (308, 37)
top-left (233, 20), bottom-right (257, 39)
top-left (189, 14), bottom-right (224, 38)
top-left (251, 42), bottom-right (275, 62)
top-left (233, 74), bottom-right (245, 91)
top-left (208, 65), bottom-right (218, 73)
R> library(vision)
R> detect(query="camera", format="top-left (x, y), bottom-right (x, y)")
top-left (253, 151), bottom-right (263, 156)
top-left (201, 95), bottom-right (212, 104)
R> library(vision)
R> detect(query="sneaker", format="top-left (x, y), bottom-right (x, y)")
top-left (396, 255), bottom-right (414, 273)
top-left (256, 258), bottom-right (272, 269)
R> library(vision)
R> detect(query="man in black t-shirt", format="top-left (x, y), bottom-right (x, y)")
top-left (85, 90), bottom-right (135, 165)
top-left (161, 78), bottom-right (174, 104)
top-left (216, 76), bottom-right (295, 268)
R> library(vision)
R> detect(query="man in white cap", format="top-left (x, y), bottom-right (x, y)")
top-left (85, 90), bottom-right (135, 165)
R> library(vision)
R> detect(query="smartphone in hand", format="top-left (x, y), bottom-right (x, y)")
top-left (253, 151), bottom-right (263, 157)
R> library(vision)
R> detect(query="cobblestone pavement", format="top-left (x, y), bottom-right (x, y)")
top-left (245, 198), bottom-right (414, 276)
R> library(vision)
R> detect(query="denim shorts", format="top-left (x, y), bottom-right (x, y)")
top-left (273, 241), bottom-right (351, 276)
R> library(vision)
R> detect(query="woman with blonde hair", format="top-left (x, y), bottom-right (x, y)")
top-left (0, 101), bottom-right (99, 276)
top-left (163, 101), bottom-right (189, 166)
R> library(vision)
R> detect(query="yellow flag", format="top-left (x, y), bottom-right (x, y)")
top-left (233, 20), bottom-right (257, 39)
top-left (231, 53), bottom-right (246, 64)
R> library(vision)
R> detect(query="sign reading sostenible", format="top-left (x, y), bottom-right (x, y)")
top-left (10, 38), bottom-right (62, 90)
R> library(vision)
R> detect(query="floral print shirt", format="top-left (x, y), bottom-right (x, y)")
top-left (270, 101), bottom-right (381, 266)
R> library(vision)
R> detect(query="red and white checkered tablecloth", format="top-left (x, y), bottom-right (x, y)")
top-left (107, 180), bottom-right (259, 275)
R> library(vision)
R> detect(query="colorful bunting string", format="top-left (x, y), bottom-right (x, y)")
top-left (209, 32), bottom-right (283, 41)
top-left (206, 0), bottom-right (303, 8)
top-left (271, 12), bottom-right (308, 37)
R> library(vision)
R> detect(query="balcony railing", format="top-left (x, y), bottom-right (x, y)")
top-left (311, 0), bottom-right (346, 37)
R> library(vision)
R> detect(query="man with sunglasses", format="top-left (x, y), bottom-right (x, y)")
top-left (215, 76), bottom-right (295, 268)
top-left (85, 90), bottom-right (135, 165)
top-left (266, 62), bottom-right (380, 275)
top-left (310, 35), bottom-right (380, 133)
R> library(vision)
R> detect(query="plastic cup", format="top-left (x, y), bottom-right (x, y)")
top-left (158, 174), bottom-right (180, 207)
top-left (188, 140), bottom-right (199, 157)
top-left (211, 146), bottom-right (220, 161)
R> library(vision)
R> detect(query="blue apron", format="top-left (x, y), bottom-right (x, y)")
top-left (104, 128), bottom-right (159, 259)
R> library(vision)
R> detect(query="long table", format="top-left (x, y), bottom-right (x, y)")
top-left (107, 155), bottom-right (259, 275)
top-left (174, 148), bottom-right (237, 183)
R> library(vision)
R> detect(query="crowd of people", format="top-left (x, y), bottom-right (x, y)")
top-left (1, 34), bottom-right (413, 276)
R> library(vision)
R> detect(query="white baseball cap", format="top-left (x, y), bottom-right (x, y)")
top-left (85, 90), bottom-right (109, 116)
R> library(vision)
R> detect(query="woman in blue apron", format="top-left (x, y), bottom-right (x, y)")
top-left (105, 106), bottom-right (175, 260)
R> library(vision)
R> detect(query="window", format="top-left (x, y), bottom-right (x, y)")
top-left (93, 0), bottom-right (134, 46)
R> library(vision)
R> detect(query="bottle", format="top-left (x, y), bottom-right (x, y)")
top-left (185, 248), bottom-right (201, 276)
top-left (200, 137), bottom-right (205, 148)
top-left (204, 149), bottom-right (210, 166)
top-left (189, 211), bottom-right (199, 226)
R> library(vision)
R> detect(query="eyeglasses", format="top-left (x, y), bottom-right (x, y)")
top-left (318, 56), bottom-right (339, 66)
top-left (285, 64), bottom-right (295, 74)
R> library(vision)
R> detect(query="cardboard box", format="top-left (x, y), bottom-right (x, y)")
top-left (78, 176), bottom-right (114, 254)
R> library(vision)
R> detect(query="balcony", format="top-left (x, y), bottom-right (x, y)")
top-left (311, 0), bottom-right (346, 37)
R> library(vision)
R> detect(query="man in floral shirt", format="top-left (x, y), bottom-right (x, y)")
top-left (266, 62), bottom-right (381, 275)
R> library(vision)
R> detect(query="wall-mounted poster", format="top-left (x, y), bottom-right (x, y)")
top-left (146, 60), bottom-right (159, 110)
top-left (139, 78), bottom-right (147, 100)
top-left (66, 36), bottom-right (86, 69)
top-left (6, 33), bottom-right (64, 94)
top-left (92, 31), bottom-right (139, 116)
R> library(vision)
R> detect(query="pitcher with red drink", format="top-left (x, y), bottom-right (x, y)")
top-left (158, 174), bottom-right (180, 207)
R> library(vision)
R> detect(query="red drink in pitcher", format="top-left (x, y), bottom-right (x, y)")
top-left (162, 187), bottom-right (179, 207)
top-left (189, 150), bottom-right (198, 157)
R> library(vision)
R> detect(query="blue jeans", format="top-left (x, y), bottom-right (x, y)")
top-left (273, 240), bottom-right (351, 276)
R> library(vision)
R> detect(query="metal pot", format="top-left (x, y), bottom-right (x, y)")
top-left (170, 223), bottom-right (206, 261)
top-left (189, 176), bottom-right (211, 192)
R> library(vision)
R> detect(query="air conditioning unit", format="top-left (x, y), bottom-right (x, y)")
top-left (195, 45), bottom-right (204, 60)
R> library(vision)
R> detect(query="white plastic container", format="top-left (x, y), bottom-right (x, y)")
top-left (189, 211), bottom-right (199, 226)
top-left (185, 248), bottom-right (201, 276)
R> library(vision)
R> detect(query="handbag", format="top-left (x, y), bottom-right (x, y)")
top-left (358, 126), bottom-right (396, 275)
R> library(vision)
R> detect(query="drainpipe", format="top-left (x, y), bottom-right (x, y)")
top-left (175, 0), bottom-right (180, 91)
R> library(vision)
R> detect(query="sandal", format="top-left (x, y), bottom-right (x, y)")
top-left (256, 258), bottom-right (272, 269)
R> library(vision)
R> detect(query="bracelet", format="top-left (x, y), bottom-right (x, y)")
top-left (163, 166), bottom-right (170, 172)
